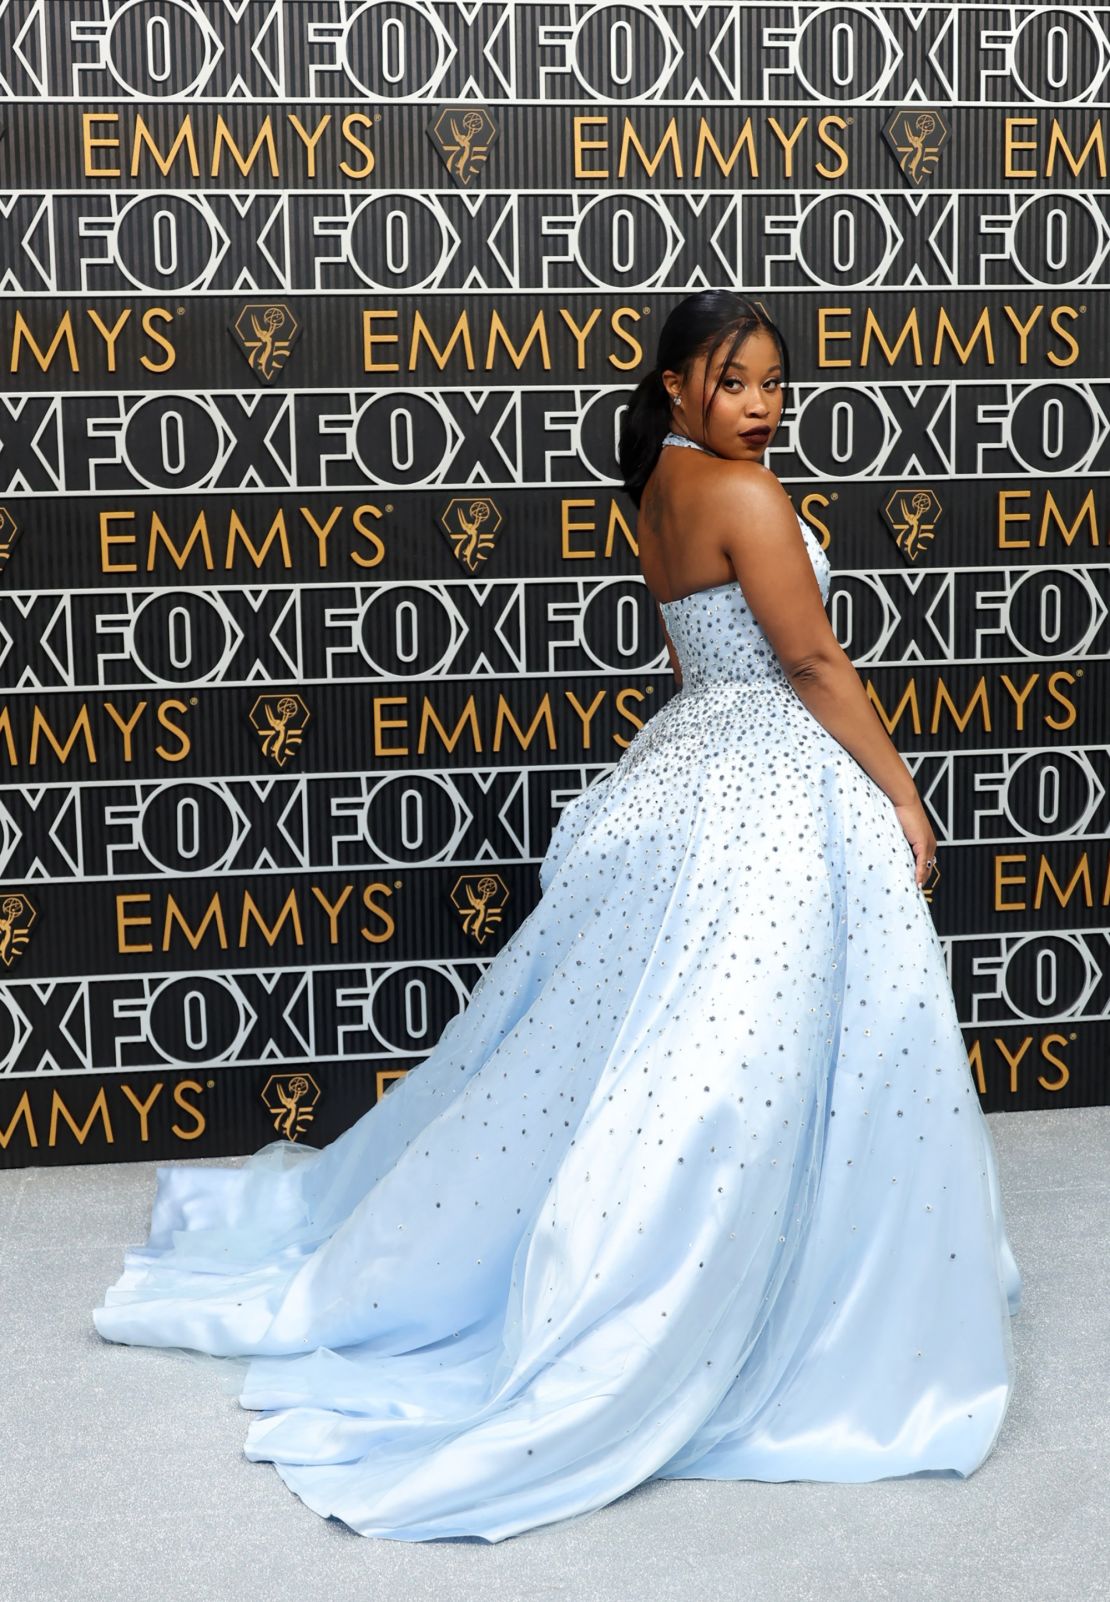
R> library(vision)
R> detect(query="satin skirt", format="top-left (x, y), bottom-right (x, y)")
top-left (94, 678), bottom-right (1021, 1541)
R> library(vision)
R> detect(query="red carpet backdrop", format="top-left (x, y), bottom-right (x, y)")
top-left (0, 1), bottom-right (1108, 1166)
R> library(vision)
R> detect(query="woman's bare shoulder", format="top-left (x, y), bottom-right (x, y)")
top-left (687, 457), bottom-right (797, 535)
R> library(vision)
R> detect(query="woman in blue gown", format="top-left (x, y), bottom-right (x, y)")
top-left (94, 291), bottom-right (1021, 1543)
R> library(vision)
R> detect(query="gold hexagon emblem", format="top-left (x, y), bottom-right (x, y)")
top-left (882, 109), bottom-right (950, 186)
top-left (231, 302), bottom-right (301, 382)
top-left (0, 507), bottom-right (20, 576)
top-left (881, 488), bottom-right (944, 563)
top-left (428, 106), bottom-right (498, 185)
top-left (439, 496), bottom-right (504, 573)
top-left (377, 1067), bottom-right (409, 1100)
top-left (249, 693), bottom-right (310, 767)
top-left (0, 891), bottom-right (36, 968)
top-left (450, 872), bottom-right (509, 944)
top-left (260, 1072), bottom-right (321, 1141)
top-left (921, 860), bottom-right (941, 904)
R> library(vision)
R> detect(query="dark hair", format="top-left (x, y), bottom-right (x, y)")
top-left (617, 291), bottom-right (790, 506)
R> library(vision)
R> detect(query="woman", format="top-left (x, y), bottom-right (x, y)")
top-left (628, 293), bottom-right (939, 888)
top-left (94, 291), bottom-right (1021, 1543)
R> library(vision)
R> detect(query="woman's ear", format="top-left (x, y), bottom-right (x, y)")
top-left (660, 369), bottom-right (683, 404)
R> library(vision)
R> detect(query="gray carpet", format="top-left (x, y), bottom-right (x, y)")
top-left (3, 1107), bottom-right (1107, 1602)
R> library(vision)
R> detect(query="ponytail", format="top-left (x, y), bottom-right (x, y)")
top-left (618, 367), bottom-right (672, 508)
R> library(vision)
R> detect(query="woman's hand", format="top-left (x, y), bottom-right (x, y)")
top-left (892, 797), bottom-right (937, 889)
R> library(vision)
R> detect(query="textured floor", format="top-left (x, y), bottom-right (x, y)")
top-left (2, 1106), bottom-right (1107, 1602)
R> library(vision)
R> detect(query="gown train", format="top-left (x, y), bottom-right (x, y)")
top-left (94, 466), bottom-right (1021, 1541)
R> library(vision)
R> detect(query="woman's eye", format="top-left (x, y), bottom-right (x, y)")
top-left (722, 377), bottom-right (779, 392)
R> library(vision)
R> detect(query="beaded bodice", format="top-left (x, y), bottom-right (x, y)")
top-left (655, 432), bottom-right (830, 691)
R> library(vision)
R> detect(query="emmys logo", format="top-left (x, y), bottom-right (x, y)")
top-left (0, 892), bottom-right (36, 968)
top-left (882, 109), bottom-right (950, 186)
top-left (882, 488), bottom-right (944, 563)
top-left (439, 497), bottom-right (504, 573)
top-left (428, 106), bottom-right (497, 185)
top-left (249, 694), bottom-right (310, 767)
top-left (0, 507), bottom-right (19, 576)
top-left (261, 1073), bottom-right (321, 1141)
top-left (231, 303), bottom-right (301, 382)
top-left (451, 873), bottom-right (508, 944)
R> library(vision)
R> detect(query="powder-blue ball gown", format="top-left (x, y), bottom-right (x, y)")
top-left (94, 437), bottom-right (1021, 1541)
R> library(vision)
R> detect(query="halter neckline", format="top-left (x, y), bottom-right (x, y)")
top-left (662, 431), bottom-right (717, 455)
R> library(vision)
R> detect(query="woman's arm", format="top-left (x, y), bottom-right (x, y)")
top-left (701, 461), bottom-right (936, 883)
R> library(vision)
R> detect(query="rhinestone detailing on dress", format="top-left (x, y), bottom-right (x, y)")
top-left (93, 473), bottom-right (1022, 1543)
top-left (659, 518), bottom-right (830, 694)
top-left (662, 429), bottom-right (715, 454)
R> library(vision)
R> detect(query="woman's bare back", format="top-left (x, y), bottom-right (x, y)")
top-left (637, 445), bottom-right (748, 604)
